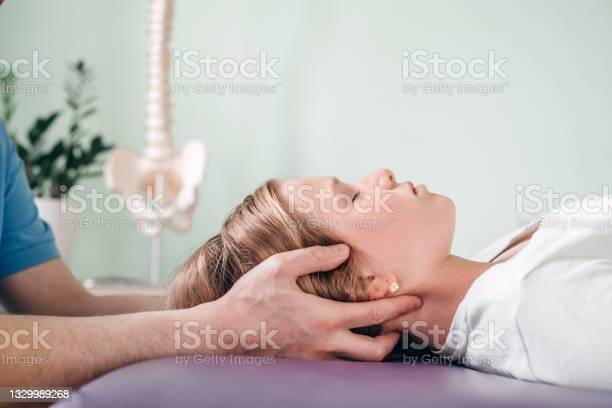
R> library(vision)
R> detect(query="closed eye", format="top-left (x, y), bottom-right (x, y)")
top-left (352, 191), bottom-right (360, 202)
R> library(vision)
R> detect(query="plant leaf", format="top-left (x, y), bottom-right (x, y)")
top-left (16, 143), bottom-right (29, 162)
top-left (80, 107), bottom-right (97, 118)
top-left (27, 111), bottom-right (61, 146)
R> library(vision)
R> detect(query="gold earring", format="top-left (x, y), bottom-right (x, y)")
top-left (388, 282), bottom-right (399, 293)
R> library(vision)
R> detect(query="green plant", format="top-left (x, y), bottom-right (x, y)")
top-left (0, 60), bottom-right (113, 198)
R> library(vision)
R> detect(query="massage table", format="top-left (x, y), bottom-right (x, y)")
top-left (55, 356), bottom-right (612, 407)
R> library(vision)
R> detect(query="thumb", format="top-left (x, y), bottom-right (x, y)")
top-left (280, 244), bottom-right (350, 279)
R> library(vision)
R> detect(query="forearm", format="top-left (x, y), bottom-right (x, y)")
top-left (0, 259), bottom-right (168, 316)
top-left (2, 290), bottom-right (167, 317)
top-left (0, 305), bottom-right (217, 387)
top-left (69, 293), bottom-right (167, 316)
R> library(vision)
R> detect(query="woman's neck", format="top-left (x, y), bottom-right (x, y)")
top-left (399, 227), bottom-right (537, 349)
top-left (399, 255), bottom-right (492, 349)
top-left (415, 255), bottom-right (491, 297)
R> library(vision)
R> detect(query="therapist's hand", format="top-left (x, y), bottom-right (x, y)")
top-left (203, 244), bottom-right (422, 361)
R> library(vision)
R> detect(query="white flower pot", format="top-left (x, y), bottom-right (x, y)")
top-left (34, 197), bottom-right (78, 262)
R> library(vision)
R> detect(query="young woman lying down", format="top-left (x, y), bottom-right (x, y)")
top-left (169, 168), bottom-right (612, 391)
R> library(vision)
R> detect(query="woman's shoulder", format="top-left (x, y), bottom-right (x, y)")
top-left (513, 252), bottom-right (612, 389)
top-left (534, 196), bottom-right (612, 257)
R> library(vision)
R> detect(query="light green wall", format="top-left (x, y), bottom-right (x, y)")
top-left (1, 0), bottom-right (612, 283)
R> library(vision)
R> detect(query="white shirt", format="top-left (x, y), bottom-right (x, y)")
top-left (440, 198), bottom-right (612, 390)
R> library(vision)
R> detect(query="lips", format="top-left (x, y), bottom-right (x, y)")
top-left (414, 184), bottom-right (427, 195)
top-left (405, 181), bottom-right (425, 195)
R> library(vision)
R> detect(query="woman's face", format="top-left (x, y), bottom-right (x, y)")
top-left (278, 169), bottom-right (455, 298)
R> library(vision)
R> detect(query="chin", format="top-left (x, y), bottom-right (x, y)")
top-left (432, 193), bottom-right (455, 213)
top-left (436, 194), bottom-right (456, 236)
top-left (445, 197), bottom-right (457, 238)
top-left (443, 195), bottom-right (456, 213)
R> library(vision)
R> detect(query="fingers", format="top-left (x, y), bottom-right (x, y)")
top-left (266, 244), bottom-right (351, 279)
top-left (335, 331), bottom-right (400, 362)
top-left (380, 306), bottom-right (429, 334)
top-left (334, 295), bottom-right (422, 329)
top-left (380, 315), bottom-right (413, 334)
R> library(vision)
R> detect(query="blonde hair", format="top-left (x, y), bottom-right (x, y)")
top-left (169, 180), bottom-right (370, 310)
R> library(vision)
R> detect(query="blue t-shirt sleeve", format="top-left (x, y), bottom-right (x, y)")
top-left (0, 120), bottom-right (60, 277)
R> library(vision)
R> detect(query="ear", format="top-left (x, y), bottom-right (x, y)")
top-left (361, 271), bottom-right (399, 300)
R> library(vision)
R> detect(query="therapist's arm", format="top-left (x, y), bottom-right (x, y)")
top-left (0, 245), bottom-right (422, 387)
top-left (0, 259), bottom-right (164, 316)
top-left (0, 123), bottom-right (161, 316)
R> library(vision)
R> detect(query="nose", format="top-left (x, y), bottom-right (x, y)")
top-left (361, 168), bottom-right (397, 189)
